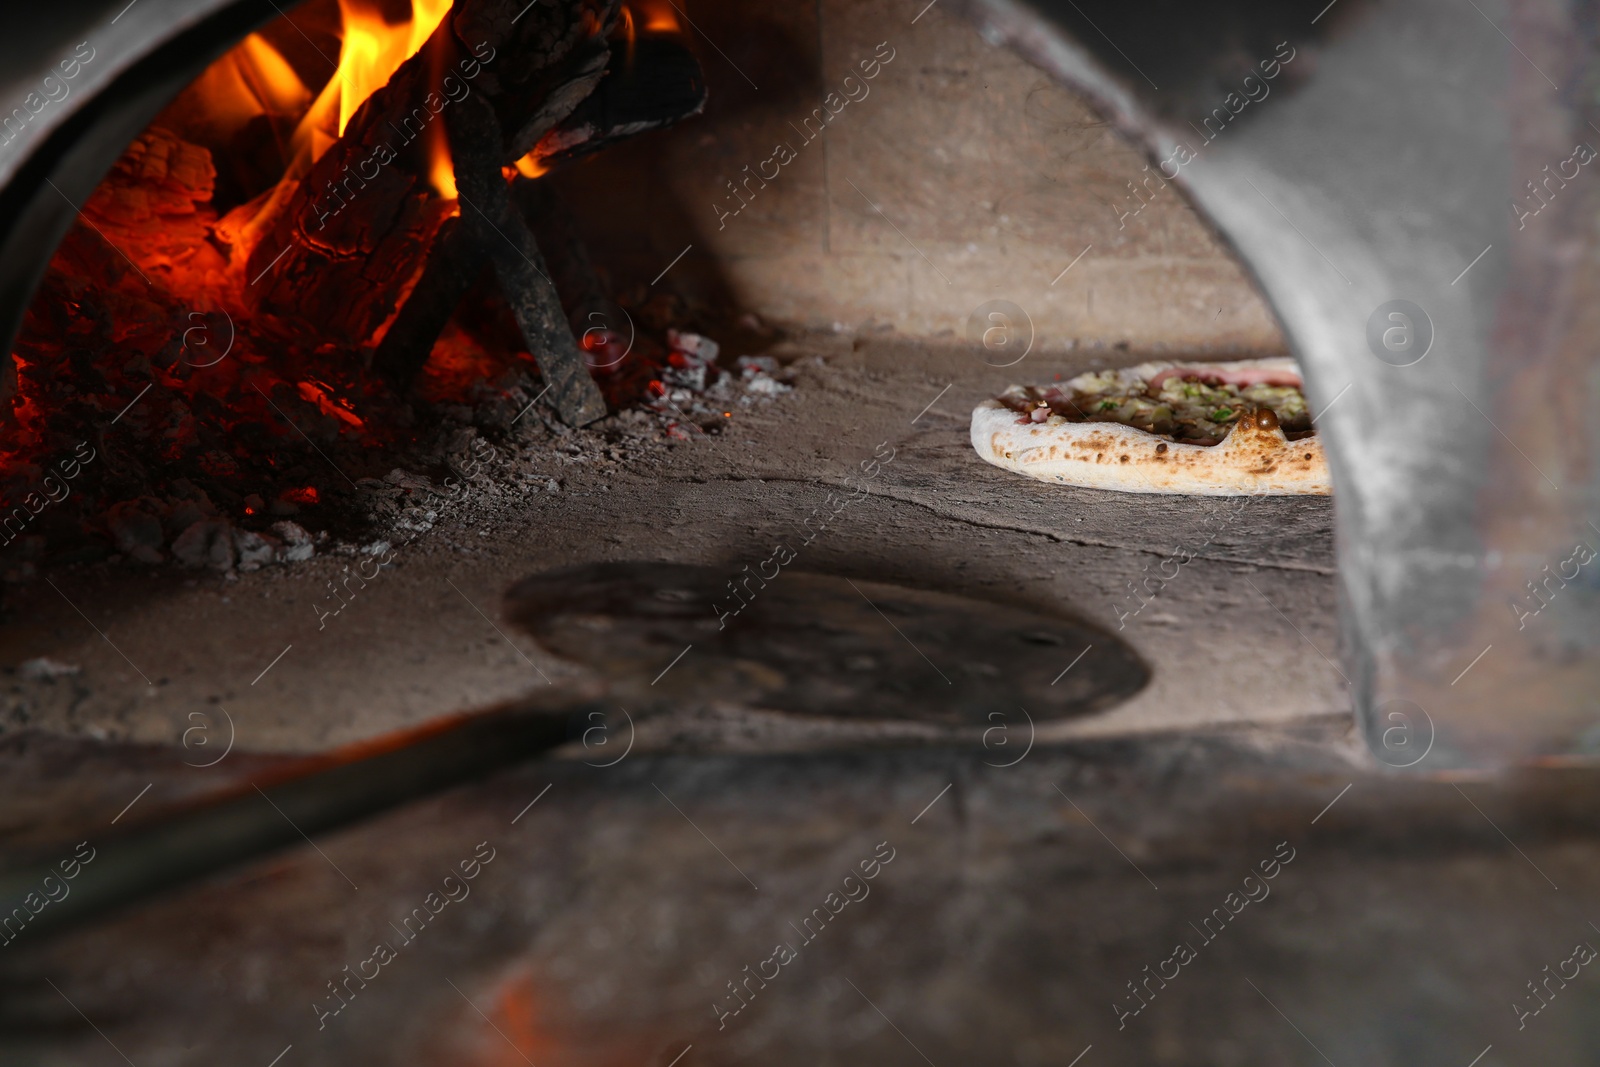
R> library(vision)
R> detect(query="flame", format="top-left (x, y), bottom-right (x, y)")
top-left (617, 3), bottom-right (679, 85)
top-left (428, 124), bottom-right (457, 198)
top-left (210, 0), bottom-right (459, 255)
top-left (164, 30), bottom-right (310, 158)
top-left (339, 0), bottom-right (451, 137)
top-left (235, 34), bottom-right (313, 116)
top-left (512, 152), bottom-right (549, 179)
top-left (275, 0), bottom-right (454, 179)
top-left (424, 33), bottom-right (457, 199)
top-left (635, 0), bottom-right (681, 32)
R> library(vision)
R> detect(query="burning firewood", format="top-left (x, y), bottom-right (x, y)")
top-left (519, 179), bottom-right (614, 354)
top-left (449, 91), bottom-right (609, 424)
top-left (2, 0), bottom-right (712, 567)
top-left (372, 23), bottom-right (706, 403)
top-left (238, 0), bottom-right (621, 423)
top-left (367, 216), bottom-right (482, 395)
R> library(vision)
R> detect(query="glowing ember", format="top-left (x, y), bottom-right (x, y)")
top-left (1, 0), bottom-right (702, 565)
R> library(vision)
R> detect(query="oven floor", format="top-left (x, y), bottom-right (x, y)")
top-left (0, 332), bottom-right (1343, 754)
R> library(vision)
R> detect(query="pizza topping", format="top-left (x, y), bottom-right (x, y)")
top-left (1145, 364), bottom-right (1303, 390)
top-left (1000, 364), bottom-right (1313, 446)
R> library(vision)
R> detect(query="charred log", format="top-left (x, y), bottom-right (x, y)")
top-left (368, 217), bottom-right (482, 392)
top-left (450, 93), bottom-right (607, 425)
top-left (533, 33), bottom-right (707, 169)
top-left (368, 22), bottom-right (705, 404)
top-left (517, 178), bottom-right (612, 343)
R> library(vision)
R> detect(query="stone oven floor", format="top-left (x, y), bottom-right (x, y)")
top-left (0, 332), bottom-right (1344, 755)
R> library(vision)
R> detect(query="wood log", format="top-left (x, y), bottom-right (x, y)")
top-left (370, 179), bottom-right (610, 399)
top-left (517, 178), bottom-right (612, 340)
top-left (242, 0), bottom-right (620, 346)
top-left (449, 92), bottom-right (607, 425)
top-left (532, 33), bottom-right (707, 170)
top-left (371, 177), bottom-right (614, 405)
top-left (370, 27), bottom-right (706, 399)
top-left (367, 215), bottom-right (482, 390)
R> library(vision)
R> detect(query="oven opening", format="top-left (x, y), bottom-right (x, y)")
top-left (5, 0), bottom-right (1585, 1063)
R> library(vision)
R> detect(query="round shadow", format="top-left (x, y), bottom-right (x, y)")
top-left (505, 561), bottom-right (1148, 727)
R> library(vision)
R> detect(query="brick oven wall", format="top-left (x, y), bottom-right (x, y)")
top-left (551, 0), bottom-right (1285, 356)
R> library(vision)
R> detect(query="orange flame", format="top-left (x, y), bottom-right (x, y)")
top-left (512, 152), bottom-right (549, 179)
top-left (211, 0), bottom-right (459, 254)
top-left (634, 0), bottom-right (681, 32)
top-left (235, 34), bottom-right (313, 116)
top-left (423, 26), bottom-right (457, 200)
top-left (289, 0), bottom-right (455, 170)
top-left (428, 118), bottom-right (457, 198)
top-left (165, 29), bottom-right (311, 154)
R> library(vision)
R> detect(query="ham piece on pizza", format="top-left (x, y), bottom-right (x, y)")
top-left (970, 357), bottom-right (1330, 495)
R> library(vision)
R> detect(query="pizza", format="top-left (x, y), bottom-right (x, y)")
top-left (970, 357), bottom-right (1329, 495)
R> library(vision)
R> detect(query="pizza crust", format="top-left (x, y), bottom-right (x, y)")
top-left (971, 360), bottom-right (1331, 496)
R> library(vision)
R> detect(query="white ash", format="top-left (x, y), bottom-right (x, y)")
top-left (170, 519), bottom-right (236, 571)
top-left (646, 333), bottom-right (795, 424)
top-left (84, 329), bottom-right (800, 578)
top-left (18, 657), bottom-right (80, 681)
top-left (271, 521), bottom-right (316, 562)
top-left (106, 479), bottom-right (318, 572)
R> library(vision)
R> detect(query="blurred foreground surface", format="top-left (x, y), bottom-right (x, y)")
top-left (3, 717), bottom-right (1599, 1065)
